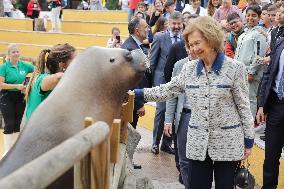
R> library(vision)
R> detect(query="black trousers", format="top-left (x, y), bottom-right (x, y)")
top-left (188, 154), bottom-right (239, 189)
top-left (263, 91), bottom-right (284, 189)
top-left (0, 90), bottom-right (25, 134)
top-left (131, 109), bottom-right (139, 129)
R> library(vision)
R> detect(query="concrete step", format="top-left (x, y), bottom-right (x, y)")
top-left (0, 29), bottom-right (127, 48)
top-left (62, 9), bottom-right (128, 22)
top-left (0, 17), bottom-right (128, 36)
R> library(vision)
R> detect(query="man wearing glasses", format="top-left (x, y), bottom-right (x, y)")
top-left (225, 12), bottom-right (245, 58)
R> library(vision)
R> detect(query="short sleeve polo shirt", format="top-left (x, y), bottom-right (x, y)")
top-left (26, 73), bottom-right (51, 120)
top-left (0, 60), bottom-right (34, 91)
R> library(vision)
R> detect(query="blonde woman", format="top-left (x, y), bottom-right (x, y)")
top-left (0, 44), bottom-right (34, 156)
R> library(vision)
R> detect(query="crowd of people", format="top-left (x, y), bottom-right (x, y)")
top-left (3, 0), bottom-right (66, 32)
top-left (0, 43), bottom-right (76, 158)
top-left (105, 0), bottom-right (284, 188)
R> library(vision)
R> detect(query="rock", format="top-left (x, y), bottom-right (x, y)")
top-left (126, 123), bottom-right (141, 163)
top-left (123, 155), bottom-right (154, 189)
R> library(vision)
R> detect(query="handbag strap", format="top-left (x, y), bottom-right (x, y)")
top-left (244, 157), bottom-right (251, 170)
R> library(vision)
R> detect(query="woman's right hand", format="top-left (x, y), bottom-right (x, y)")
top-left (112, 39), bottom-right (119, 46)
top-left (242, 148), bottom-right (252, 160)
top-left (256, 107), bottom-right (266, 124)
top-left (17, 84), bottom-right (26, 93)
top-left (16, 84), bottom-right (25, 91)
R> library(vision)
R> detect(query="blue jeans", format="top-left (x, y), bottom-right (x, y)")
top-left (128, 9), bottom-right (135, 22)
top-left (177, 109), bottom-right (191, 189)
top-left (152, 102), bottom-right (172, 147)
top-left (4, 12), bottom-right (12, 17)
top-left (201, 0), bottom-right (208, 7)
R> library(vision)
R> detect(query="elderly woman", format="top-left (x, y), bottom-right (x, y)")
top-left (0, 44), bottom-right (34, 156)
top-left (135, 16), bottom-right (254, 189)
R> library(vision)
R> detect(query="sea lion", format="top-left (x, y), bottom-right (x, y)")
top-left (0, 46), bottom-right (146, 188)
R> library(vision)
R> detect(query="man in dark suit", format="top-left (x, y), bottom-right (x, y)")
top-left (121, 17), bottom-right (149, 170)
top-left (164, 13), bottom-right (199, 83)
top-left (150, 11), bottom-right (184, 155)
top-left (121, 17), bottom-right (149, 129)
top-left (257, 37), bottom-right (284, 189)
top-left (164, 40), bottom-right (187, 82)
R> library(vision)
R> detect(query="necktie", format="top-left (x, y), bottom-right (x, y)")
top-left (174, 35), bottom-right (178, 43)
top-left (277, 71), bottom-right (284, 100)
top-left (140, 45), bottom-right (148, 55)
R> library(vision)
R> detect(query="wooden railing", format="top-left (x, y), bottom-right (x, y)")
top-left (0, 92), bottom-right (135, 189)
top-left (0, 122), bottom-right (110, 189)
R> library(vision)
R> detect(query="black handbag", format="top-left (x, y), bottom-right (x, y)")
top-left (234, 159), bottom-right (255, 189)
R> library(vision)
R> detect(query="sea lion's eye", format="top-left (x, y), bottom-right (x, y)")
top-left (110, 57), bottom-right (115, 63)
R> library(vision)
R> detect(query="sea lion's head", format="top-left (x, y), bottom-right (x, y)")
top-left (108, 47), bottom-right (147, 75)
top-left (64, 46), bottom-right (147, 93)
top-left (106, 47), bottom-right (147, 88)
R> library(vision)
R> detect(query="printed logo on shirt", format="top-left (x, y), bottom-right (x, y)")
top-left (20, 70), bottom-right (26, 75)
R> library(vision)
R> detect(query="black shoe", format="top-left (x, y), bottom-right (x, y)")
top-left (260, 135), bottom-right (265, 141)
top-left (151, 145), bottom-right (159, 155)
top-left (133, 163), bottom-right (142, 169)
top-left (178, 174), bottom-right (183, 184)
top-left (160, 145), bottom-right (175, 155)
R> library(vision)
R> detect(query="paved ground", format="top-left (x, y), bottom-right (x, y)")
top-left (134, 126), bottom-right (184, 189)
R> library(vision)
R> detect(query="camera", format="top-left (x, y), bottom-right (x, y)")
top-left (116, 35), bottom-right (120, 43)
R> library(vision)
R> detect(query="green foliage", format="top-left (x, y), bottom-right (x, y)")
top-left (105, 0), bottom-right (119, 10)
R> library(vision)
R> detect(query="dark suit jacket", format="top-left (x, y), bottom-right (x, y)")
top-left (121, 36), bottom-right (140, 51)
top-left (121, 36), bottom-right (148, 110)
top-left (150, 31), bottom-right (173, 86)
top-left (270, 26), bottom-right (284, 52)
top-left (258, 37), bottom-right (284, 113)
top-left (164, 40), bottom-right (187, 82)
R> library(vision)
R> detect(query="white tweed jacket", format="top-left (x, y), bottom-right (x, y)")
top-left (143, 53), bottom-right (255, 161)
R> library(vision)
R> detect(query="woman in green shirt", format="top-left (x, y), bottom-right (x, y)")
top-left (25, 43), bottom-right (76, 121)
top-left (0, 44), bottom-right (34, 156)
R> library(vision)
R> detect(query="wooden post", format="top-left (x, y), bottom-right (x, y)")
top-left (74, 117), bottom-right (93, 189)
top-left (92, 139), bottom-right (110, 189)
top-left (110, 119), bottom-right (121, 163)
top-left (120, 91), bottom-right (134, 144)
top-left (90, 117), bottom-right (110, 189)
